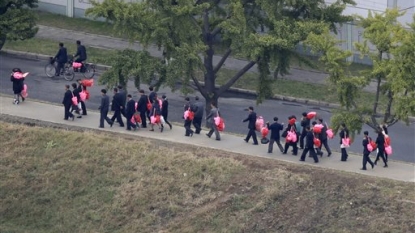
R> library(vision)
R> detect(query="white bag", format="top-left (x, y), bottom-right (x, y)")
top-left (160, 116), bottom-right (166, 125)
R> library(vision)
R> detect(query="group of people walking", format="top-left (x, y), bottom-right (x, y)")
top-left (241, 107), bottom-right (391, 169)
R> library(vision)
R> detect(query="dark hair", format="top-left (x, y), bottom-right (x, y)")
top-left (59, 42), bottom-right (64, 47)
top-left (139, 89), bottom-right (144, 94)
top-left (341, 123), bottom-right (346, 128)
top-left (318, 118), bottom-right (323, 123)
top-left (101, 89), bottom-right (107, 94)
top-left (185, 97), bottom-right (190, 101)
top-left (305, 126), bottom-right (311, 130)
top-left (364, 131), bottom-right (369, 135)
top-left (76, 40), bottom-right (81, 45)
top-left (65, 84), bottom-right (70, 89)
top-left (273, 117), bottom-right (279, 122)
top-left (149, 86), bottom-right (154, 91)
top-left (211, 102), bottom-right (217, 107)
top-left (302, 112), bottom-right (307, 117)
top-left (312, 121), bottom-right (317, 125)
top-left (117, 85), bottom-right (123, 89)
top-left (76, 79), bottom-right (81, 82)
top-left (195, 96), bottom-right (199, 101)
top-left (162, 95), bottom-right (166, 99)
top-left (248, 106), bottom-right (254, 111)
top-left (127, 94), bottom-right (132, 98)
top-left (12, 68), bottom-right (22, 73)
top-left (113, 87), bottom-right (118, 92)
top-left (71, 83), bottom-right (77, 89)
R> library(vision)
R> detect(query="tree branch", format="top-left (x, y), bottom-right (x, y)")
top-left (217, 61), bottom-right (257, 95)
top-left (213, 48), bottom-right (232, 74)
top-left (211, 26), bottom-right (222, 37)
top-left (191, 73), bottom-right (208, 98)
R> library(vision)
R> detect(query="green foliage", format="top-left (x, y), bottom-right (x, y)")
top-left (306, 9), bottom-right (414, 135)
top-left (87, 0), bottom-right (354, 107)
top-left (0, 0), bottom-right (38, 50)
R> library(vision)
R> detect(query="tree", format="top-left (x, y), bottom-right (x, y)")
top-left (0, 0), bottom-right (38, 51)
top-left (305, 9), bottom-right (415, 137)
top-left (86, 0), bottom-right (354, 113)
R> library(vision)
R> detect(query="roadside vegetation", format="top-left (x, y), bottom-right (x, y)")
top-left (1, 122), bottom-right (414, 233)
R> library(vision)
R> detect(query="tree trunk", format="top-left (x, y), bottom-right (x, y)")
top-left (0, 34), bottom-right (6, 51)
top-left (371, 51), bottom-right (383, 126)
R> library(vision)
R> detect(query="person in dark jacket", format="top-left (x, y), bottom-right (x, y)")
top-left (300, 126), bottom-right (319, 163)
top-left (76, 79), bottom-right (87, 116)
top-left (266, 117), bottom-right (284, 153)
top-left (192, 96), bottom-right (204, 134)
top-left (125, 94), bottom-right (136, 131)
top-left (317, 118), bottom-right (332, 157)
top-left (71, 83), bottom-right (82, 118)
top-left (118, 85), bottom-right (127, 118)
top-left (339, 123), bottom-right (349, 161)
top-left (150, 98), bottom-right (164, 132)
top-left (74, 40), bottom-right (87, 63)
top-left (137, 89), bottom-right (148, 128)
top-left (54, 42), bottom-right (68, 76)
top-left (62, 84), bottom-right (75, 121)
top-left (361, 131), bottom-right (374, 170)
top-left (243, 106), bottom-right (258, 145)
top-left (161, 95), bottom-right (172, 129)
top-left (10, 68), bottom-right (25, 104)
top-left (299, 112), bottom-right (310, 149)
top-left (98, 89), bottom-right (113, 128)
top-left (183, 97), bottom-right (194, 137)
top-left (110, 87), bottom-right (124, 127)
top-left (147, 86), bottom-right (157, 121)
top-left (374, 129), bottom-right (388, 167)
top-left (283, 116), bottom-right (298, 155)
top-left (311, 121), bottom-right (323, 156)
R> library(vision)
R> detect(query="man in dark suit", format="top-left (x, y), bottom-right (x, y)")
top-left (192, 96), bottom-right (204, 134)
top-left (300, 126), bottom-right (319, 163)
top-left (318, 118), bottom-right (332, 157)
top-left (300, 112), bottom-right (310, 149)
top-left (161, 95), bottom-right (172, 129)
top-left (54, 42), bottom-right (68, 76)
top-left (125, 94), bottom-right (136, 131)
top-left (267, 117), bottom-right (284, 153)
top-left (70, 83), bottom-right (82, 118)
top-left (183, 97), bottom-right (194, 137)
top-left (110, 87), bottom-right (124, 127)
top-left (118, 85), bottom-right (127, 118)
top-left (361, 131), bottom-right (374, 170)
top-left (74, 40), bottom-right (87, 63)
top-left (148, 86), bottom-right (157, 103)
top-left (243, 106), bottom-right (258, 145)
top-left (98, 89), bottom-right (113, 128)
top-left (137, 89), bottom-right (148, 128)
top-left (62, 84), bottom-right (75, 121)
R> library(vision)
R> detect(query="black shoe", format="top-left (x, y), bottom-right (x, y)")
top-left (292, 153), bottom-right (297, 156)
top-left (77, 116), bottom-right (82, 118)
top-left (82, 113), bottom-right (87, 116)
top-left (282, 152), bottom-right (287, 155)
top-left (371, 164), bottom-right (374, 169)
top-left (190, 132), bottom-right (194, 137)
top-left (169, 124), bottom-right (172, 130)
top-left (215, 138), bottom-right (221, 141)
top-left (268, 151), bottom-right (272, 153)
top-left (161, 126), bottom-right (164, 132)
top-left (206, 133), bottom-right (211, 138)
top-left (299, 159), bottom-right (305, 162)
top-left (243, 139), bottom-right (248, 143)
top-left (360, 168), bottom-right (367, 170)
top-left (21, 97), bottom-right (25, 102)
top-left (253, 143), bottom-right (258, 145)
top-left (110, 122), bottom-right (113, 127)
top-left (126, 128), bottom-right (132, 131)
top-left (149, 129), bottom-right (154, 131)
top-left (384, 165), bottom-right (388, 168)
top-left (99, 126), bottom-right (104, 128)
top-left (328, 153), bottom-right (332, 157)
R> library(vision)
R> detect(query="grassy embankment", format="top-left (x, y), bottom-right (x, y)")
top-left (1, 122), bottom-right (414, 233)
top-left (3, 11), bottom-right (388, 108)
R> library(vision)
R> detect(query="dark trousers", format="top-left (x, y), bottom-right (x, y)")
top-left (375, 149), bottom-right (388, 166)
top-left (319, 138), bottom-right (332, 155)
top-left (56, 62), bottom-right (65, 76)
top-left (64, 104), bottom-right (74, 120)
top-left (207, 124), bottom-right (220, 140)
top-left (184, 119), bottom-right (194, 136)
top-left (300, 147), bottom-right (319, 163)
top-left (341, 148), bottom-right (348, 161)
top-left (126, 113), bottom-right (136, 130)
top-left (80, 101), bottom-right (87, 115)
top-left (140, 111), bottom-right (147, 128)
top-left (100, 110), bottom-right (113, 127)
top-left (162, 113), bottom-right (172, 128)
top-left (193, 117), bottom-right (202, 133)
top-left (284, 141), bottom-right (298, 155)
top-left (268, 138), bottom-right (284, 153)
top-left (111, 109), bottom-right (124, 126)
top-left (245, 129), bottom-right (258, 144)
top-left (362, 152), bottom-right (374, 169)
top-left (300, 131), bottom-right (307, 148)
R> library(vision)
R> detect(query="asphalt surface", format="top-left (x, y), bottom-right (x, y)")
top-left (1, 54), bottom-right (414, 163)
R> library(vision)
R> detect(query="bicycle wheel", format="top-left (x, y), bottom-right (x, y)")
top-left (63, 67), bottom-right (75, 81)
top-left (82, 64), bottom-right (95, 79)
top-left (45, 64), bottom-right (56, 78)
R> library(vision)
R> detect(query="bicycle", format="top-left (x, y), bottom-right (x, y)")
top-left (45, 57), bottom-right (75, 81)
top-left (71, 58), bottom-right (96, 80)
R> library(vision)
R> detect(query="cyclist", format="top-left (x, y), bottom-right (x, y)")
top-left (73, 40), bottom-right (87, 72)
top-left (54, 42), bottom-right (68, 76)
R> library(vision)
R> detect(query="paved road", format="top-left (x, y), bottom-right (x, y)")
top-left (1, 54), bottom-right (414, 163)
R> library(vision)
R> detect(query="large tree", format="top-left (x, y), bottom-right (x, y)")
top-left (87, 0), bottom-right (354, 112)
top-left (0, 0), bottom-right (38, 50)
top-left (305, 9), bottom-right (415, 136)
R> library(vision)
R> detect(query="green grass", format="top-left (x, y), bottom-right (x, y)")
top-left (1, 122), bottom-right (414, 232)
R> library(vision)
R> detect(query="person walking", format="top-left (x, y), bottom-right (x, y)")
top-left (183, 97), bottom-right (194, 137)
top-left (361, 131), bottom-right (374, 170)
top-left (266, 117), bottom-right (284, 153)
top-left (110, 87), bottom-right (124, 127)
top-left (300, 126), bottom-right (319, 163)
top-left (299, 112), bottom-right (310, 149)
top-left (98, 89), bottom-right (113, 128)
top-left (339, 123), bottom-right (349, 161)
top-left (205, 102), bottom-right (221, 141)
top-left (54, 42), bottom-right (68, 76)
top-left (317, 118), bottom-right (332, 157)
top-left (125, 94), bottom-right (136, 131)
top-left (243, 106), bottom-right (258, 145)
top-left (282, 116), bottom-right (298, 155)
top-left (137, 89), bottom-right (148, 128)
top-left (76, 79), bottom-right (87, 116)
top-left (161, 95), bottom-right (172, 129)
top-left (192, 96), bottom-right (204, 134)
top-left (374, 129), bottom-right (388, 167)
top-left (118, 85), bottom-right (127, 118)
top-left (71, 83), bottom-right (82, 118)
top-left (10, 68), bottom-right (26, 104)
top-left (150, 98), bottom-right (164, 132)
top-left (62, 84), bottom-right (75, 121)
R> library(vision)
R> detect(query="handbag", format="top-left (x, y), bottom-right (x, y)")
top-left (71, 93), bottom-right (78, 106)
top-left (261, 137), bottom-right (269, 144)
top-left (385, 145), bottom-right (393, 155)
top-left (342, 137), bottom-right (350, 147)
top-left (281, 131), bottom-right (288, 138)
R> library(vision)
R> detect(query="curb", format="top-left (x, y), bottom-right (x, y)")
top-left (2, 49), bottom-right (414, 122)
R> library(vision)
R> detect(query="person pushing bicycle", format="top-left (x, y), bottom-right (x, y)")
top-left (73, 40), bottom-right (87, 72)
